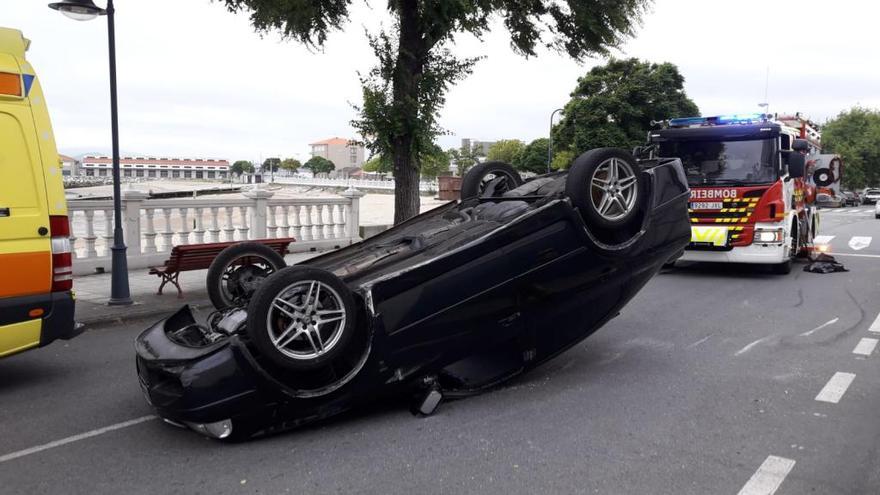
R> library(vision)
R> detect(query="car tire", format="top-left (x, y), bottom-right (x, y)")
top-left (566, 148), bottom-right (643, 230)
top-left (247, 266), bottom-right (357, 371)
top-left (207, 242), bottom-right (287, 310)
top-left (460, 162), bottom-right (523, 200)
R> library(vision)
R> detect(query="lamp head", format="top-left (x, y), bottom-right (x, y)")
top-left (48, 0), bottom-right (106, 21)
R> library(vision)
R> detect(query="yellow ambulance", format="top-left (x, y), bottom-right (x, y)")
top-left (0, 27), bottom-right (79, 358)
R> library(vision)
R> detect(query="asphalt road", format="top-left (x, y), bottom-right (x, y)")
top-left (2, 208), bottom-right (880, 494)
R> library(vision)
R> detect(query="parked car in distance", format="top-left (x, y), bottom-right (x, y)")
top-left (862, 188), bottom-right (880, 204)
top-left (841, 190), bottom-right (860, 207)
top-left (816, 192), bottom-right (843, 208)
top-left (0, 28), bottom-right (80, 358)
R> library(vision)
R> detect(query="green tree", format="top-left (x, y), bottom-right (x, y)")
top-left (551, 149), bottom-right (576, 170)
top-left (280, 158), bottom-right (301, 173)
top-left (304, 155), bottom-right (336, 175)
top-left (219, 0), bottom-right (649, 224)
top-left (487, 139), bottom-right (525, 164)
top-left (420, 145), bottom-right (451, 179)
top-left (516, 138), bottom-right (550, 174)
top-left (230, 160), bottom-right (254, 175)
top-left (552, 58), bottom-right (699, 154)
top-left (449, 142), bottom-right (485, 176)
top-left (262, 157), bottom-right (281, 173)
top-left (363, 154), bottom-right (392, 174)
top-left (822, 107), bottom-right (880, 189)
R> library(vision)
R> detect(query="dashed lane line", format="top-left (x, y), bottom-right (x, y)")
top-left (869, 311), bottom-right (880, 334)
top-left (735, 336), bottom-right (773, 356)
top-left (815, 372), bottom-right (856, 404)
top-left (853, 338), bottom-right (878, 356)
top-left (0, 415), bottom-right (157, 464)
top-left (813, 235), bottom-right (835, 245)
top-left (737, 455), bottom-right (796, 495)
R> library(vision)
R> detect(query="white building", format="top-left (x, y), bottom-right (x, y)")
top-left (80, 156), bottom-right (231, 179)
top-left (309, 137), bottom-right (365, 169)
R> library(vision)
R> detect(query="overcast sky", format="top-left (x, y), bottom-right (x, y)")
top-left (5, 0), bottom-right (879, 162)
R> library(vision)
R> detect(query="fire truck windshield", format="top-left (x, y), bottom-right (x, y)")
top-left (659, 138), bottom-right (777, 186)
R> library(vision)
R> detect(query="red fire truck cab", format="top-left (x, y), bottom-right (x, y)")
top-left (648, 113), bottom-right (822, 274)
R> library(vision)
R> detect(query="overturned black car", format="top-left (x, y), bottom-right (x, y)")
top-left (135, 148), bottom-right (691, 440)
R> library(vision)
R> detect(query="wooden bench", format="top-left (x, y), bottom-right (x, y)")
top-left (149, 238), bottom-right (295, 297)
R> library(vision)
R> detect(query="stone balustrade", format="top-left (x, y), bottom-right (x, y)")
top-left (67, 186), bottom-right (365, 275)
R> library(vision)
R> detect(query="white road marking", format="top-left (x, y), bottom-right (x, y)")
top-left (869, 311), bottom-right (880, 333)
top-left (815, 372), bottom-right (856, 403)
top-left (853, 338), bottom-right (879, 356)
top-left (735, 336), bottom-right (772, 356)
top-left (737, 455), bottom-right (796, 495)
top-left (0, 415), bottom-right (156, 464)
top-left (813, 235), bottom-right (835, 245)
top-left (799, 317), bottom-right (839, 337)
top-left (833, 253), bottom-right (880, 259)
top-left (848, 236), bottom-right (872, 251)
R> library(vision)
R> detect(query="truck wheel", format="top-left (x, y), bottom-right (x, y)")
top-left (566, 148), bottom-right (643, 229)
top-left (207, 242), bottom-right (286, 309)
top-left (247, 266), bottom-right (357, 371)
top-left (460, 162), bottom-right (523, 200)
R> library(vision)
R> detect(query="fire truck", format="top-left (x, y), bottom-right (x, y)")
top-left (647, 113), bottom-right (833, 274)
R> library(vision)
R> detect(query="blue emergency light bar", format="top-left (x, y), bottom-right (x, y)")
top-left (668, 113), bottom-right (768, 128)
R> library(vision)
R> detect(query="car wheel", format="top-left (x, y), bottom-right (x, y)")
top-left (207, 242), bottom-right (287, 309)
top-left (460, 162), bottom-right (523, 200)
top-left (566, 148), bottom-right (643, 229)
top-left (247, 266), bottom-right (357, 371)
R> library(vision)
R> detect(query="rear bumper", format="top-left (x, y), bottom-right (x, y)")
top-left (0, 291), bottom-right (79, 347)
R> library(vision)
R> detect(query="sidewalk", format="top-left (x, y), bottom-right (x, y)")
top-left (74, 251), bottom-right (323, 328)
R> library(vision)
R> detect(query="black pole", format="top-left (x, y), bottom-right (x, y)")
top-left (547, 108), bottom-right (563, 173)
top-left (106, 0), bottom-right (132, 305)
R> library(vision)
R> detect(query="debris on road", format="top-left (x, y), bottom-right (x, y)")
top-left (804, 253), bottom-right (849, 274)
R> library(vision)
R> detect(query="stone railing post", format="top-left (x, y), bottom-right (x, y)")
top-left (340, 187), bottom-right (365, 243)
top-left (121, 189), bottom-right (148, 255)
top-left (244, 187), bottom-right (274, 239)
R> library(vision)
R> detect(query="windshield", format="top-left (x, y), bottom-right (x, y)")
top-left (659, 138), bottom-right (777, 186)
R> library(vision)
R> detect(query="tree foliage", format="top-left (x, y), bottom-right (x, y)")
top-left (552, 58), bottom-right (699, 155)
top-left (362, 154), bottom-right (391, 173)
top-left (231, 160), bottom-right (255, 175)
top-left (516, 138), bottom-right (550, 174)
top-left (262, 157), bottom-right (281, 173)
top-left (822, 107), bottom-right (880, 189)
top-left (551, 149), bottom-right (576, 170)
top-left (280, 158), bottom-right (301, 172)
top-left (420, 145), bottom-right (451, 179)
top-left (219, 0), bottom-right (650, 223)
top-left (304, 155), bottom-right (335, 175)
top-left (487, 139), bottom-right (525, 164)
top-left (448, 142), bottom-right (486, 176)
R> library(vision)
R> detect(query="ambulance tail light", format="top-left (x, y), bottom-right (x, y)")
top-left (0, 72), bottom-right (21, 97)
top-left (49, 215), bottom-right (73, 292)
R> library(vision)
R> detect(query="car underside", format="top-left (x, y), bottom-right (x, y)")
top-left (135, 148), bottom-right (691, 440)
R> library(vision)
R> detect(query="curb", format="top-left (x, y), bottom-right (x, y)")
top-left (76, 298), bottom-right (213, 330)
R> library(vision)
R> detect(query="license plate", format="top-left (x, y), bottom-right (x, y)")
top-left (690, 226), bottom-right (728, 247)
top-left (690, 201), bottom-right (723, 210)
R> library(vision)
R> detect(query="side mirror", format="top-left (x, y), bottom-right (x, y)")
top-left (787, 152), bottom-right (805, 178)
top-left (792, 139), bottom-right (810, 152)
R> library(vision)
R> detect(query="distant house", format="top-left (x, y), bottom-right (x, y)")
top-left (309, 137), bottom-right (365, 169)
top-left (461, 138), bottom-right (495, 156)
top-left (59, 154), bottom-right (78, 176)
top-left (80, 156), bottom-right (231, 179)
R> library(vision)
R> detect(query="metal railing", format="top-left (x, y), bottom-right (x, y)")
top-left (68, 186), bottom-right (365, 275)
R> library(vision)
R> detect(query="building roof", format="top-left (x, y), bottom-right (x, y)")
top-left (309, 137), bottom-right (352, 146)
top-left (58, 154), bottom-right (76, 162)
top-left (81, 156), bottom-right (230, 167)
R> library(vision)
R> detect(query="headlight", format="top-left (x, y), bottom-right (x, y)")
top-left (755, 229), bottom-right (784, 243)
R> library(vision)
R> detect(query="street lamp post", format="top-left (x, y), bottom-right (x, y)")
top-left (49, 0), bottom-right (132, 305)
top-left (547, 108), bottom-right (563, 173)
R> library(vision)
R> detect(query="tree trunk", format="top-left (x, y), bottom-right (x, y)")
top-left (391, 0), bottom-right (424, 225)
